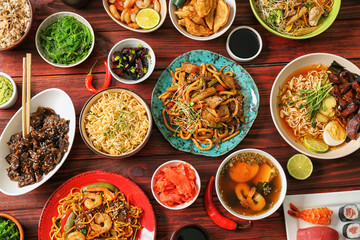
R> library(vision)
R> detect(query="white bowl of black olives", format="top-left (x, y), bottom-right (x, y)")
top-left (107, 38), bottom-right (156, 84)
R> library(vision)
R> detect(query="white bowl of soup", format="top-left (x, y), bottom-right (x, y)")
top-left (215, 149), bottom-right (287, 220)
top-left (270, 53), bottom-right (360, 159)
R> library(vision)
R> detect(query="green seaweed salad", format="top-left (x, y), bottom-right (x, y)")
top-left (39, 16), bottom-right (92, 65)
top-left (0, 217), bottom-right (20, 240)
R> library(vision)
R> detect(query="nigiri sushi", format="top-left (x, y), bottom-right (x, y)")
top-left (297, 226), bottom-right (339, 240)
top-left (288, 203), bottom-right (333, 225)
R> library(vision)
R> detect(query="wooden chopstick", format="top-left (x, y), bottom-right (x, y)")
top-left (22, 53), bottom-right (31, 138)
top-left (22, 57), bottom-right (27, 137)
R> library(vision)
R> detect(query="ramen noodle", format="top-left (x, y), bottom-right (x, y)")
top-left (84, 91), bottom-right (149, 155)
top-left (278, 66), bottom-right (328, 139)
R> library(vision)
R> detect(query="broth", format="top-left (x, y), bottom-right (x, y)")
top-left (218, 152), bottom-right (281, 216)
top-left (277, 64), bottom-right (346, 150)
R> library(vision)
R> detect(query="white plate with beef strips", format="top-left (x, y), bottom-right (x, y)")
top-left (284, 190), bottom-right (360, 240)
top-left (0, 88), bottom-right (75, 196)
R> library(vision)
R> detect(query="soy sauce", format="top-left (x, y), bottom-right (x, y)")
top-left (229, 28), bottom-right (260, 59)
top-left (173, 226), bottom-right (208, 240)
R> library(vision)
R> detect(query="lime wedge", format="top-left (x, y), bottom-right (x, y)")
top-left (303, 136), bottom-right (329, 153)
top-left (135, 8), bottom-right (160, 30)
top-left (287, 154), bottom-right (313, 180)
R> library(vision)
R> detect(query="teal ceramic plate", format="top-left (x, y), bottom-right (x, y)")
top-left (151, 50), bottom-right (259, 157)
top-left (249, 0), bottom-right (341, 40)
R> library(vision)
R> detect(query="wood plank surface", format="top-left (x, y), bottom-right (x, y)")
top-left (1, 0), bottom-right (360, 239)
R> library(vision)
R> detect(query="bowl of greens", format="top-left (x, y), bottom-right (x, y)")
top-left (35, 12), bottom-right (95, 67)
top-left (0, 213), bottom-right (24, 240)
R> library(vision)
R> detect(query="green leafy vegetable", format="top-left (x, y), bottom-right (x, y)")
top-left (0, 217), bottom-right (20, 240)
top-left (267, 10), bottom-right (284, 27)
top-left (39, 16), bottom-right (93, 65)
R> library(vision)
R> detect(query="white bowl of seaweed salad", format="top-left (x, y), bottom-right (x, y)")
top-left (35, 12), bottom-right (95, 68)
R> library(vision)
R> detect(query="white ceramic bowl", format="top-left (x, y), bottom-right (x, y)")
top-left (107, 38), bottom-right (156, 84)
top-left (226, 26), bottom-right (262, 62)
top-left (79, 87), bottom-right (153, 159)
top-left (35, 12), bottom-right (95, 68)
top-left (169, 0), bottom-right (236, 41)
top-left (151, 160), bottom-right (201, 210)
top-left (270, 53), bottom-right (360, 159)
top-left (215, 148), bottom-right (287, 221)
top-left (103, 0), bottom-right (167, 33)
top-left (0, 72), bottom-right (18, 109)
top-left (0, 88), bottom-right (76, 196)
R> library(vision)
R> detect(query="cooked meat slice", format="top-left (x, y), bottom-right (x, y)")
top-left (346, 113), bottom-right (360, 140)
top-left (201, 108), bottom-right (219, 125)
top-left (340, 83), bottom-right (352, 94)
top-left (340, 70), bottom-right (355, 83)
top-left (328, 72), bottom-right (342, 84)
top-left (352, 81), bottom-right (360, 93)
top-left (236, 95), bottom-right (244, 117)
top-left (216, 105), bottom-right (229, 118)
top-left (180, 62), bottom-right (199, 74)
top-left (333, 85), bottom-right (347, 111)
top-left (193, 87), bottom-right (216, 103)
top-left (221, 75), bottom-right (236, 90)
top-left (343, 89), bottom-right (355, 102)
top-left (205, 95), bottom-right (223, 109)
top-left (341, 102), bottom-right (358, 117)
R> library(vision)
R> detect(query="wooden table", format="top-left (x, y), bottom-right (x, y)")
top-left (1, 0), bottom-right (360, 239)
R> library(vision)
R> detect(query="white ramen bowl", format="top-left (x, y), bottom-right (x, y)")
top-left (270, 53), bottom-right (360, 159)
top-left (215, 149), bottom-right (287, 220)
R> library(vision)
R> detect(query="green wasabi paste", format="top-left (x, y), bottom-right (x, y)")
top-left (0, 76), bottom-right (13, 106)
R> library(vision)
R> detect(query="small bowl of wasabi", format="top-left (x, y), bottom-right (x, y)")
top-left (0, 72), bottom-right (18, 110)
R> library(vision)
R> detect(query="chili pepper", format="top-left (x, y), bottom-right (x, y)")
top-left (82, 182), bottom-right (118, 193)
top-left (85, 186), bottom-right (116, 201)
top-left (204, 176), bottom-right (252, 231)
top-left (85, 61), bottom-right (112, 94)
top-left (60, 208), bottom-right (73, 233)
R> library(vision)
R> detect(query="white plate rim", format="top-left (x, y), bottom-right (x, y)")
top-left (283, 189), bottom-right (360, 240)
top-left (0, 88), bottom-right (76, 196)
top-left (270, 52), bottom-right (360, 159)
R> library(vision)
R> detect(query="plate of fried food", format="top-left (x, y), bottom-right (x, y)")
top-left (151, 50), bottom-right (259, 157)
top-left (38, 170), bottom-right (156, 240)
top-left (169, 0), bottom-right (236, 40)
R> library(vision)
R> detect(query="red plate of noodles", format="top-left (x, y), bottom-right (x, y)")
top-left (38, 170), bottom-right (156, 240)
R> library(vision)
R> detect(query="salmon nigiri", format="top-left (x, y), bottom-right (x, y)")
top-left (288, 203), bottom-right (333, 226)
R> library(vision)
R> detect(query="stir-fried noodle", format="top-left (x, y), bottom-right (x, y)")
top-left (158, 62), bottom-right (247, 151)
top-left (49, 186), bottom-right (142, 239)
